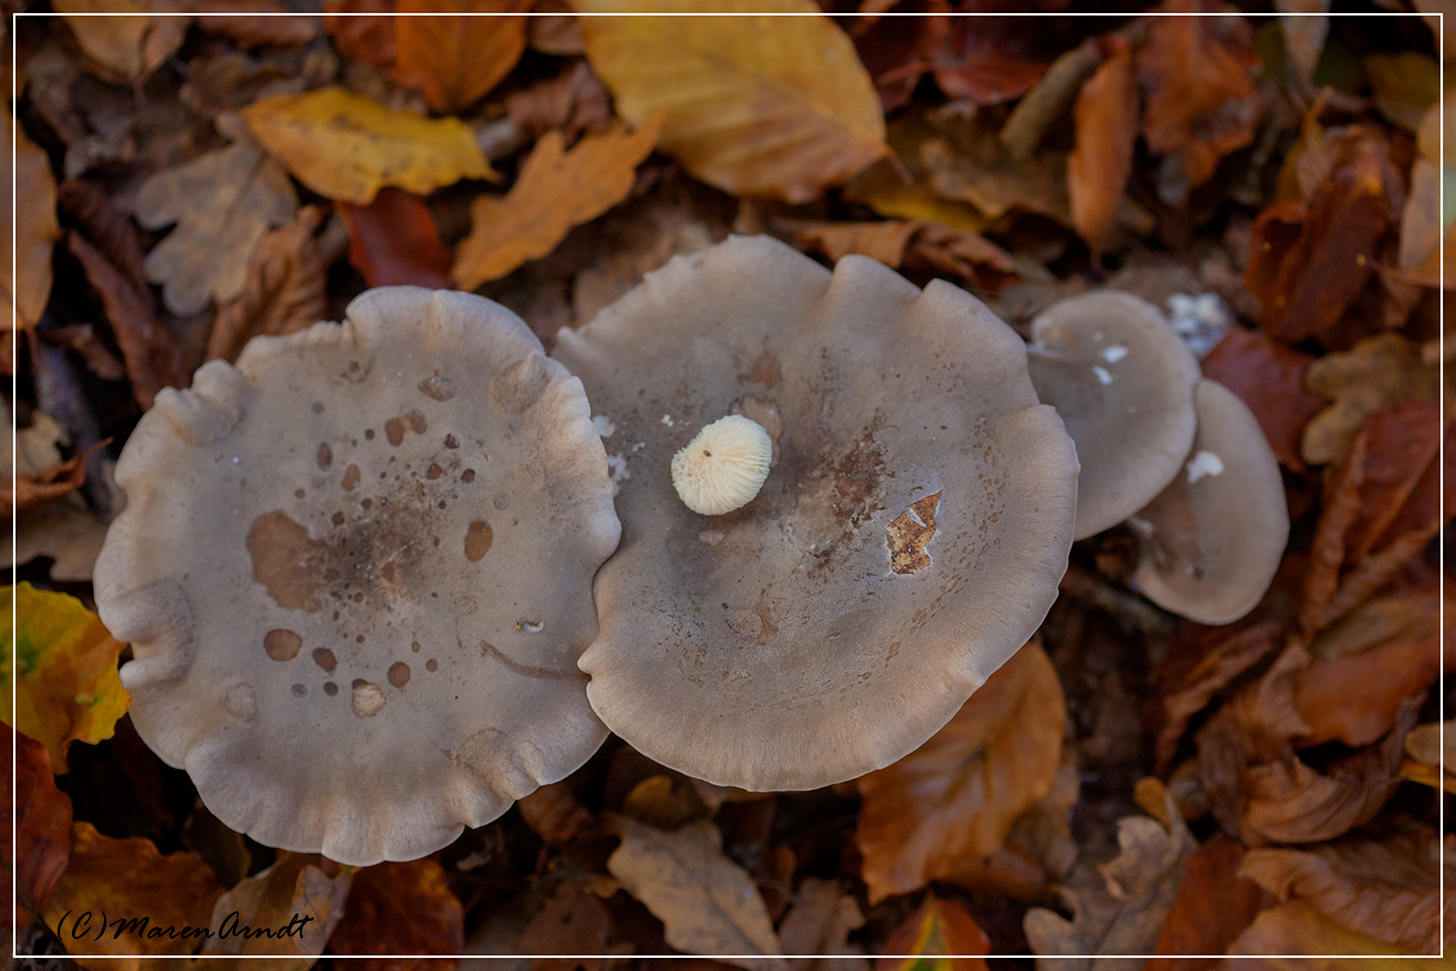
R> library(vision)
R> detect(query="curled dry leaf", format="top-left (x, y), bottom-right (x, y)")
top-left (790, 219), bottom-right (1017, 292)
top-left (242, 87), bottom-right (494, 206)
top-left (41, 821), bottom-right (225, 967)
top-left (53, 0), bottom-right (189, 85)
top-left (1240, 830), bottom-right (1452, 955)
top-left (1300, 334), bottom-right (1438, 468)
top-left (856, 640), bottom-right (1065, 905)
top-left (2, 583), bottom-right (130, 773)
top-left (506, 61), bottom-right (613, 143)
top-left (1292, 625), bottom-right (1440, 749)
top-left (6, 442), bottom-right (102, 514)
top-left (1000, 37), bottom-right (1104, 162)
top-left (452, 116), bottom-right (663, 290)
top-left (878, 895), bottom-right (989, 971)
top-left (1136, 0), bottom-right (1258, 195)
top-left (136, 115), bottom-right (300, 316)
top-left (1200, 328), bottom-right (1325, 471)
top-left (1401, 721), bottom-right (1456, 792)
top-left (778, 879), bottom-right (865, 971)
top-left (337, 187), bottom-right (453, 290)
top-left (191, 0), bottom-right (321, 49)
top-left (1227, 900), bottom-right (1446, 968)
top-left (1145, 834), bottom-right (1268, 970)
top-left (207, 205), bottom-right (329, 364)
top-left (393, 0), bottom-right (530, 114)
top-left (930, 15), bottom-right (1050, 107)
top-left (604, 815), bottom-right (782, 970)
top-left (4, 118), bottom-right (60, 331)
top-left (196, 852), bottom-right (352, 965)
top-left (516, 880), bottom-right (613, 969)
top-left (5, 725), bottom-right (73, 930)
top-left (576, 0), bottom-right (886, 204)
top-left (1068, 35), bottom-right (1137, 254)
top-left (327, 859), bottom-right (464, 969)
top-left (528, 0), bottom-right (583, 55)
top-left (921, 131), bottom-right (1070, 225)
top-left (843, 117), bottom-right (991, 233)
top-left (324, 0), bottom-right (397, 69)
top-left (516, 781), bottom-right (594, 845)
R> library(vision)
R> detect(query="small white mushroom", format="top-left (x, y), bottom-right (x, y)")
top-left (670, 415), bottom-right (773, 515)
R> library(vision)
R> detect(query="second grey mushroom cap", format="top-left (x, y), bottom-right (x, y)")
top-left (554, 235), bottom-right (1079, 791)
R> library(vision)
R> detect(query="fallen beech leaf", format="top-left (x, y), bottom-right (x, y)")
top-left (207, 205), bottom-right (329, 363)
top-left (622, 775), bottom-right (714, 830)
top-left (516, 880), bottom-right (612, 970)
top-left (1023, 790), bottom-right (1195, 971)
top-left (4, 725), bottom-right (73, 929)
top-left (3, 118), bottom-right (59, 330)
top-left (327, 859), bottom-right (463, 969)
top-left (516, 781), bottom-right (594, 845)
top-left (1403, 721), bottom-right (1453, 768)
top-left (393, 0), bottom-right (530, 113)
top-left (576, 0), bottom-right (886, 203)
top-left (506, 61), bottom-right (613, 142)
top-left (528, 0), bottom-right (582, 55)
top-left (1201, 329), bottom-right (1324, 471)
top-left (850, 7), bottom-right (938, 114)
top-left (324, 0), bottom-right (396, 68)
top-left (877, 894), bottom-right (988, 971)
top-left (41, 821), bottom-right (224, 967)
top-left (1227, 900), bottom-right (1446, 968)
top-left (605, 815), bottom-right (782, 969)
top-left (844, 117), bottom-right (991, 232)
top-left (1241, 830), bottom-right (1451, 954)
top-left (1364, 52), bottom-right (1438, 132)
top-left (2, 583), bottom-right (129, 772)
top-left (57, 179), bottom-right (148, 292)
top-left (243, 87), bottom-right (493, 206)
top-left (1000, 37), bottom-right (1104, 162)
top-left (452, 117), bottom-right (662, 290)
top-left (856, 640), bottom-right (1064, 904)
top-left (1146, 834), bottom-right (1267, 970)
top-left (921, 133), bottom-right (1070, 225)
top-left (790, 219), bottom-right (1017, 292)
top-left (1300, 334), bottom-right (1438, 467)
top-left (1068, 35), bottom-right (1137, 253)
top-left (337, 188), bottom-right (452, 290)
top-left (136, 115), bottom-right (299, 316)
top-left (54, 0), bottom-right (189, 84)
top-left (931, 15), bottom-right (1049, 106)
top-left (1276, 0), bottom-right (1329, 82)
top-left (197, 852), bottom-right (352, 965)
top-left (1292, 633), bottom-right (1439, 748)
top-left (1137, 0), bottom-right (1258, 194)
top-left (778, 879), bottom-right (865, 971)
top-left (6, 443), bottom-right (101, 514)
top-left (192, 0), bottom-right (321, 48)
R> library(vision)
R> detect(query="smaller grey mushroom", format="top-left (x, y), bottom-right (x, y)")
top-left (1127, 379), bottom-right (1289, 626)
top-left (1026, 290), bottom-right (1200, 540)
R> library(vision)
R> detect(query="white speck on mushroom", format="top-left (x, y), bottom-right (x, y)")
top-left (592, 415), bottom-right (616, 437)
top-left (661, 414), bottom-right (675, 427)
top-left (1185, 449), bottom-right (1226, 484)
top-left (1091, 365), bottom-right (1115, 385)
top-left (1101, 344), bottom-right (1129, 363)
top-left (232, 456), bottom-right (241, 464)
top-left (671, 415), bottom-right (773, 515)
top-left (606, 454), bottom-right (630, 496)
top-left (517, 620), bottom-right (544, 632)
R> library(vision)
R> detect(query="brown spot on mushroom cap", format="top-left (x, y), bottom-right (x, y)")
top-left (464, 520), bottom-right (493, 561)
top-left (312, 648), bottom-right (336, 671)
top-left (554, 235), bottom-right (1077, 791)
top-left (341, 465), bottom-right (360, 491)
top-left (263, 628), bottom-right (303, 660)
top-left (1025, 289), bottom-right (1200, 540)
top-left (388, 661), bottom-right (411, 687)
top-left (1130, 379), bottom-right (1289, 625)
top-left (888, 491), bottom-right (942, 575)
top-left (317, 442), bottom-right (332, 468)
top-left (92, 286), bottom-right (621, 866)
top-left (419, 374), bottom-right (456, 401)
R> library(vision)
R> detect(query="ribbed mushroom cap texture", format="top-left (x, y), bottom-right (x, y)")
top-left (1131, 378), bottom-right (1289, 626)
top-left (92, 287), bottom-right (620, 865)
top-left (1026, 290), bottom-right (1200, 540)
top-left (553, 235), bottom-right (1079, 791)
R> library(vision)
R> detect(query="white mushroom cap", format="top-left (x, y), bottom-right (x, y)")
top-left (93, 287), bottom-right (620, 865)
top-left (671, 415), bottom-right (773, 515)
top-left (1129, 379), bottom-right (1289, 626)
top-left (554, 235), bottom-right (1079, 791)
top-left (1025, 290), bottom-right (1200, 540)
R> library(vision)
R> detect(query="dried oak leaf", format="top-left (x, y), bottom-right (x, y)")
top-left (920, 131), bottom-right (1070, 225)
top-left (604, 815), bottom-right (782, 969)
top-left (856, 640), bottom-right (1065, 905)
top-left (516, 880), bottom-right (613, 970)
top-left (337, 187), bottom-right (452, 290)
top-left (576, 0), bottom-right (887, 204)
top-left (1023, 790), bottom-right (1196, 971)
top-left (452, 116), bottom-right (662, 290)
top-left (243, 87), bottom-right (493, 206)
top-left (393, 0), bottom-right (530, 113)
top-left (1068, 34), bottom-right (1137, 254)
top-left (1136, 0), bottom-right (1258, 194)
top-left (778, 878), bottom-right (866, 971)
top-left (506, 61), bottom-right (613, 143)
top-left (1200, 328), bottom-right (1324, 471)
top-left (1, 582), bottom-right (129, 773)
top-left (3, 725), bottom-right (73, 930)
top-left (1300, 334), bottom-right (1438, 468)
top-left (1145, 834), bottom-right (1268, 971)
top-left (136, 115), bottom-right (299, 316)
top-left (196, 852), bottom-right (352, 967)
top-left (41, 821), bottom-right (225, 967)
top-left (327, 858), bottom-right (463, 970)
top-left (207, 204), bottom-right (329, 363)
top-left (1227, 900), bottom-right (1445, 968)
top-left (324, 0), bottom-right (397, 69)
top-left (790, 220), bottom-right (1017, 293)
top-left (878, 894), bottom-right (988, 971)
top-left (191, 0), bottom-right (320, 48)
top-left (1240, 829), bottom-right (1452, 955)
top-left (4, 118), bottom-right (59, 330)
top-left (54, 0), bottom-right (189, 85)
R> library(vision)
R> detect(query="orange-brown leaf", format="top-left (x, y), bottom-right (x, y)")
top-left (1201, 329), bottom-right (1324, 471)
top-left (4, 118), bottom-right (59, 330)
top-left (1069, 34), bottom-right (1137, 253)
top-left (207, 205), bottom-right (329, 364)
top-left (452, 116), bottom-right (662, 290)
top-left (1227, 900), bottom-right (1447, 969)
top-left (192, 0), bottom-right (320, 49)
top-left (7, 446), bottom-right (92, 514)
top-left (328, 858), bottom-right (463, 969)
top-left (856, 640), bottom-right (1065, 904)
top-left (506, 61), bottom-right (613, 142)
top-left (877, 894), bottom-right (989, 971)
top-left (4, 725), bottom-right (73, 930)
top-left (792, 219), bottom-right (1017, 292)
top-left (516, 880), bottom-right (611, 969)
top-left (516, 780), bottom-right (594, 844)
top-left (1146, 834), bottom-right (1268, 971)
top-left (337, 187), bottom-right (453, 290)
top-left (198, 851), bottom-right (352, 964)
top-left (393, 0), bottom-right (530, 114)
top-left (324, 0), bottom-right (396, 68)
top-left (1292, 634), bottom-right (1439, 749)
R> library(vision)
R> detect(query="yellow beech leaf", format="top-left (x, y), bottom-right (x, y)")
top-left (393, 0), bottom-right (531, 113)
top-left (3, 117), bottom-right (60, 330)
top-left (452, 115), bottom-right (662, 290)
top-left (575, 0), bottom-right (886, 204)
top-left (2, 583), bottom-right (129, 772)
top-left (1227, 900), bottom-right (1447, 970)
top-left (242, 87), bottom-right (494, 205)
top-left (53, 0), bottom-right (189, 84)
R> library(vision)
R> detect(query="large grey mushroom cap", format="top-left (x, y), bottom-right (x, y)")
top-left (554, 235), bottom-right (1078, 791)
top-left (1026, 290), bottom-right (1200, 540)
top-left (93, 287), bottom-right (620, 865)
